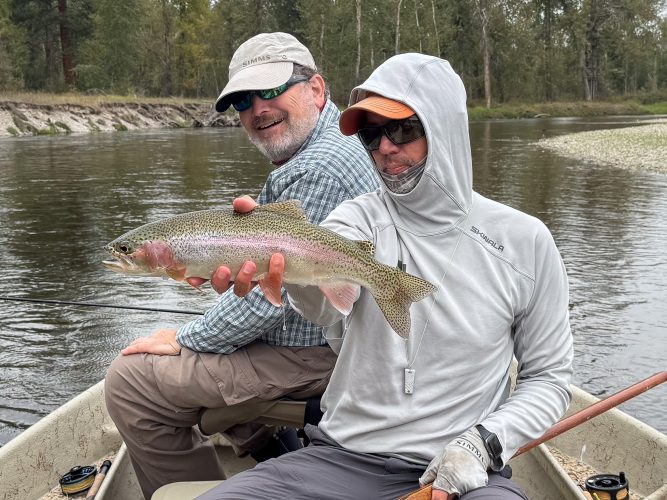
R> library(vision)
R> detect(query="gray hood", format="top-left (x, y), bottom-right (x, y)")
top-left (350, 53), bottom-right (472, 234)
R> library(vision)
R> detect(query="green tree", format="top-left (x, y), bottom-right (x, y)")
top-left (10, 0), bottom-right (61, 90)
top-left (605, 0), bottom-right (664, 94)
top-left (0, 0), bottom-right (27, 89)
top-left (78, 0), bottom-right (144, 93)
top-left (8, 0), bottom-right (93, 91)
top-left (1, 0), bottom-right (665, 101)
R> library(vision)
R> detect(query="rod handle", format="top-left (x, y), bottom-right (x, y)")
top-left (85, 460), bottom-right (112, 500)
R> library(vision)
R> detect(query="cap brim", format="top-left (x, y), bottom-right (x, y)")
top-left (215, 62), bottom-right (293, 112)
top-left (339, 96), bottom-right (415, 135)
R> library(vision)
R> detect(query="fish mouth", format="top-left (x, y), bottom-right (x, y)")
top-left (102, 253), bottom-right (140, 273)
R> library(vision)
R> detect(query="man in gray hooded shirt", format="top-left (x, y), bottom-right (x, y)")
top-left (196, 53), bottom-right (573, 499)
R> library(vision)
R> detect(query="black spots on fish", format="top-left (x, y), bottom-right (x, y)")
top-left (255, 200), bottom-right (307, 220)
top-left (353, 240), bottom-right (374, 254)
top-left (364, 263), bottom-right (438, 338)
top-left (105, 203), bottom-right (442, 338)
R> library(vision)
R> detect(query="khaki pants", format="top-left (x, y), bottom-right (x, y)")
top-left (104, 342), bottom-right (336, 499)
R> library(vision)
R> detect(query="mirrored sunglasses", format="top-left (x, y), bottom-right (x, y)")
top-left (231, 75), bottom-right (310, 112)
top-left (357, 116), bottom-right (425, 151)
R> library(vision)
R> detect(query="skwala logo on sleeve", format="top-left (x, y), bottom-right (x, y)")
top-left (471, 226), bottom-right (504, 252)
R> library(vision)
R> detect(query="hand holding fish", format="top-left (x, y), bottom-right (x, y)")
top-left (121, 328), bottom-right (182, 356)
top-left (104, 197), bottom-right (437, 338)
top-left (196, 197), bottom-right (257, 295)
top-left (210, 197), bottom-right (285, 303)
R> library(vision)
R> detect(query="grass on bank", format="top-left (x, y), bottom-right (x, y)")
top-left (466, 100), bottom-right (667, 120)
top-left (2, 91), bottom-right (666, 119)
top-left (0, 91), bottom-right (211, 107)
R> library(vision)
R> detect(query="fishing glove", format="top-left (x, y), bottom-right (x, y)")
top-left (419, 427), bottom-right (490, 496)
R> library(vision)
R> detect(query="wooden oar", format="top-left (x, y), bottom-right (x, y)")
top-left (398, 371), bottom-right (667, 500)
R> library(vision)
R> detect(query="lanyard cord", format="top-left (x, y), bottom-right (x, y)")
top-left (406, 223), bottom-right (466, 369)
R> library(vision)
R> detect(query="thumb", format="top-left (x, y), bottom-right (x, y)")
top-left (232, 195), bottom-right (257, 213)
top-left (419, 467), bottom-right (437, 487)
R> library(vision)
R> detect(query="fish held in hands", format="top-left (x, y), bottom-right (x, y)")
top-left (103, 200), bottom-right (437, 338)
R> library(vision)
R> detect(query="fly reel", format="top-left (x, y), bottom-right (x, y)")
top-left (585, 471), bottom-right (629, 500)
top-left (59, 465), bottom-right (97, 495)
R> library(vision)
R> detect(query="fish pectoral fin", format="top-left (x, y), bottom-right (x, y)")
top-left (166, 266), bottom-right (187, 282)
top-left (319, 282), bottom-right (360, 316)
top-left (255, 200), bottom-right (307, 220)
top-left (185, 277), bottom-right (208, 292)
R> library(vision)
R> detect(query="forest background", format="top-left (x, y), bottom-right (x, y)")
top-left (1, 0), bottom-right (666, 111)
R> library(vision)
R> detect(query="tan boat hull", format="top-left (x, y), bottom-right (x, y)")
top-left (1, 381), bottom-right (665, 499)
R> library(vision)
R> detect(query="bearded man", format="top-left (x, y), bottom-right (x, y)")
top-left (183, 52), bottom-right (572, 500)
top-left (104, 32), bottom-right (378, 500)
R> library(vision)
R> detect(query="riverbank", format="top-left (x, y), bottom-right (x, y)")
top-left (0, 99), bottom-right (239, 138)
top-left (2, 98), bottom-right (666, 175)
top-left (467, 99), bottom-right (667, 120)
top-left (539, 120), bottom-right (667, 173)
top-left (2, 92), bottom-right (666, 139)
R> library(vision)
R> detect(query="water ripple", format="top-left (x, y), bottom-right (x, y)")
top-left (1, 122), bottom-right (666, 445)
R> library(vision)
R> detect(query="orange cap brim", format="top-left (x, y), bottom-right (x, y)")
top-left (339, 96), bottom-right (415, 136)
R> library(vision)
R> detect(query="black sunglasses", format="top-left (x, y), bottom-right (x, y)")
top-left (356, 116), bottom-right (425, 151)
top-left (231, 75), bottom-right (310, 112)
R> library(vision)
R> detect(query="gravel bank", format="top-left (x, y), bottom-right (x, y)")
top-left (538, 121), bottom-right (667, 173)
top-left (0, 101), bottom-right (239, 138)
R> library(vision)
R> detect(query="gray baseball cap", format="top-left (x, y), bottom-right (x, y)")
top-left (215, 32), bottom-right (317, 112)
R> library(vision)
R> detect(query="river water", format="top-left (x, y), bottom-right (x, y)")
top-left (0, 117), bottom-right (665, 446)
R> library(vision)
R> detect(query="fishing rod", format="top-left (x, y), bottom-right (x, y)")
top-left (399, 370), bottom-right (667, 500)
top-left (0, 296), bottom-right (204, 316)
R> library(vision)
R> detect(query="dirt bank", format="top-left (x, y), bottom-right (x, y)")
top-left (538, 120), bottom-right (667, 173)
top-left (0, 101), bottom-right (239, 138)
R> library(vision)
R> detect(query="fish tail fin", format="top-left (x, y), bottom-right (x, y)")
top-left (371, 266), bottom-right (438, 338)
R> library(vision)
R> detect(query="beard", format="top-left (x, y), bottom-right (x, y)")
top-left (247, 100), bottom-right (320, 163)
top-left (374, 155), bottom-right (427, 194)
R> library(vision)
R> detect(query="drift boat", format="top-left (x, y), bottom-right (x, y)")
top-left (0, 380), bottom-right (665, 500)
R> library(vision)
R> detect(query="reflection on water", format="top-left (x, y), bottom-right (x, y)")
top-left (470, 117), bottom-right (667, 436)
top-left (0, 129), bottom-right (272, 444)
top-left (1, 119), bottom-right (665, 446)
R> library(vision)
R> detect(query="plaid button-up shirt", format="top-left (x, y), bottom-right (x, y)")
top-left (177, 100), bottom-right (379, 353)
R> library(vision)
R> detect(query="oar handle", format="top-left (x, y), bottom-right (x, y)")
top-left (398, 485), bottom-right (432, 500)
top-left (398, 371), bottom-right (667, 500)
top-left (515, 370), bottom-right (667, 455)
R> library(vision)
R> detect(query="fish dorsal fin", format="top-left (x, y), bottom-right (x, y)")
top-left (353, 240), bottom-right (374, 255)
top-left (255, 200), bottom-right (307, 220)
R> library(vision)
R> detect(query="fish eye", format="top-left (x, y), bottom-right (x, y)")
top-left (117, 241), bottom-right (134, 254)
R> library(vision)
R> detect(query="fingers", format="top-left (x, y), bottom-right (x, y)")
top-left (233, 260), bottom-right (258, 297)
top-left (258, 253), bottom-right (285, 306)
top-left (121, 329), bottom-right (181, 356)
top-left (121, 339), bottom-right (149, 356)
top-left (211, 266), bottom-right (233, 294)
top-left (121, 340), bottom-right (180, 356)
top-left (232, 195), bottom-right (258, 213)
top-left (212, 255), bottom-right (281, 299)
top-left (431, 489), bottom-right (456, 500)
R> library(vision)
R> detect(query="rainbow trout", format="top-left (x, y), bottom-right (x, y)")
top-left (103, 200), bottom-right (437, 338)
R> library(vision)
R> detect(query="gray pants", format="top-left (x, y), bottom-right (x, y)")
top-left (104, 342), bottom-right (336, 499)
top-left (197, 426), bottom-right (527, 500)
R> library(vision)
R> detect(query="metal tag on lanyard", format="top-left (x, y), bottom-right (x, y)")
top-left (404, 368), bottom-right (416, 395)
